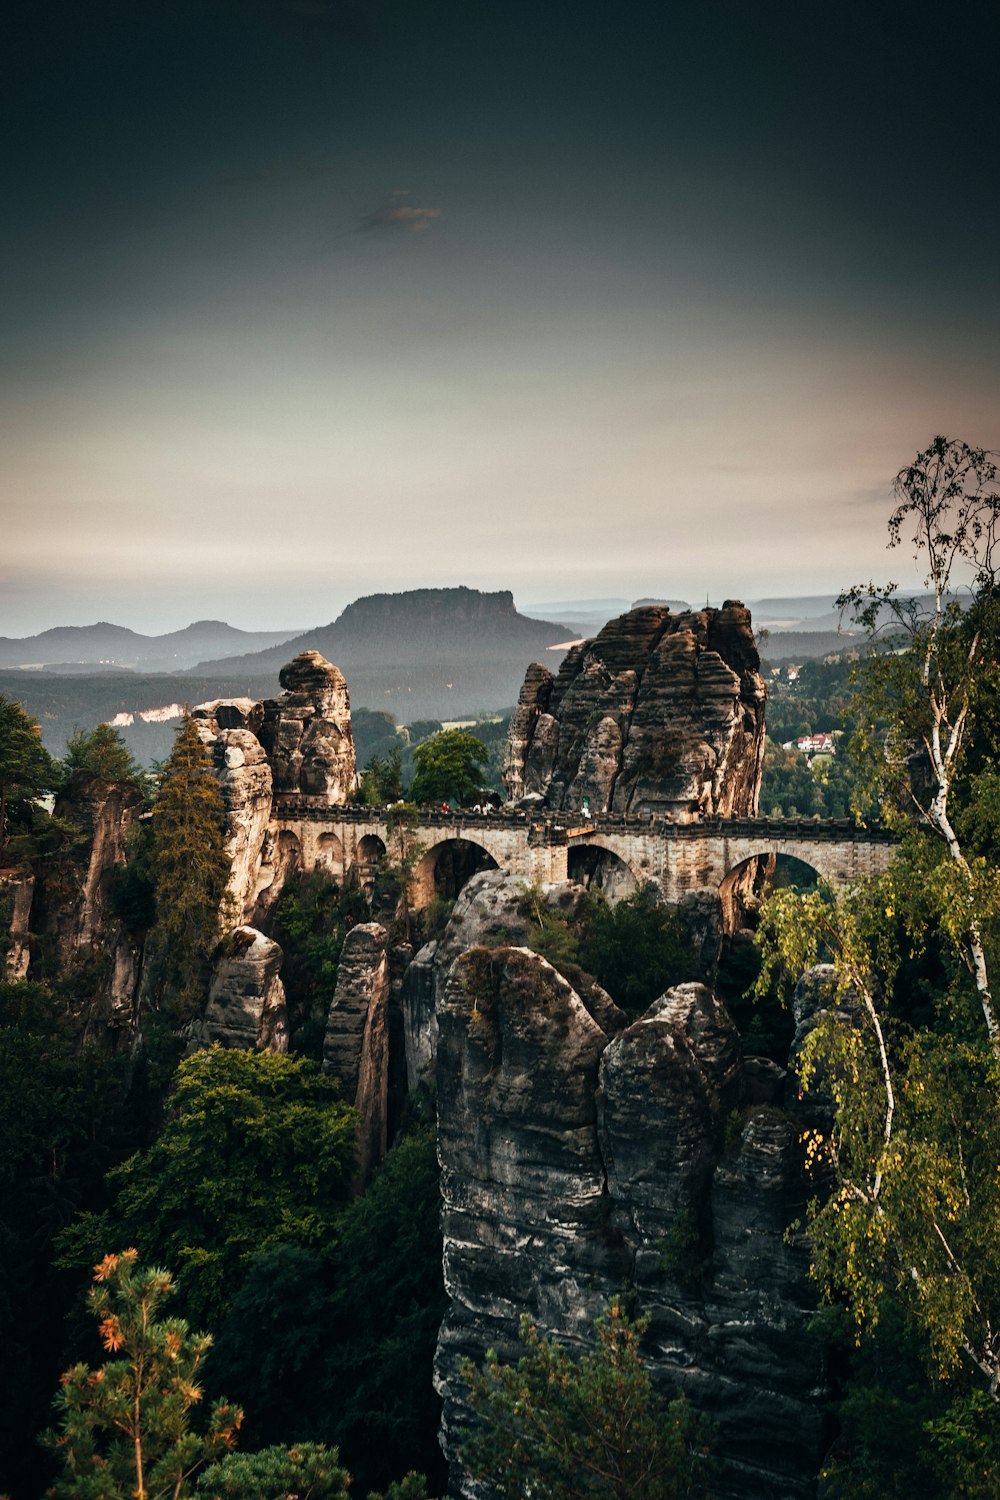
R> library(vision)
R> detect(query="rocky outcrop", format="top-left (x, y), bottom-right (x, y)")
top-left (400, 871), bottom-right (597, 1094)
top-left (435, 945), bottom-right (621, 1482)
top-left (503, 603), bottom-right (767, 820)
top-left (192, 700), bottom-right (274, 922)
top-left (599, 984), bottom-right (744, 1266)
top-left (436, 949), bottom-right (828, 1499)
top-left (500, 663), bottom-right (554, 802)
top-left (28, 772), bottom-right (145, 1028)
top-left (192, 926), bottom-right (289, 1052)
top-left (323, 921), bottom-right (390, 1187)
top-left (260, 651), bottom-right (358, 806)
top-left (34, 771), bottom-right (145, 972)
top-left (1, 873), bottom-right (35, 979)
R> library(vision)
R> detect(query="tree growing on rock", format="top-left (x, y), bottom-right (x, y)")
top-left (0, 695), bottom-right (58, 863)
top-left (149, 713), bottom-right (231, 1019)
top-left (63, 722), bottom-right (146, 791)
top-left (462, 1301), bottom-right (714, 1499)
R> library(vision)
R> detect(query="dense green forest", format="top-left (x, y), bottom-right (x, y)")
top-left (2, 439), bottom-right (999, 1498)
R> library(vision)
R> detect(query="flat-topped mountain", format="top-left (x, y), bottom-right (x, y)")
top-left (0, 619), bottom-right (301, 672)
top-left (190, 588), bottom-right (570, 674)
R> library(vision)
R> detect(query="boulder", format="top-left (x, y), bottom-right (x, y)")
top-left (399, 870), bottom-right (590, 1092)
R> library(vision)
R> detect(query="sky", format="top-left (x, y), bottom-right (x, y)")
top-left (3, 0), bottom-right (999, 636)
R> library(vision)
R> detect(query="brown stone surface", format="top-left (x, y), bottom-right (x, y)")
top-left (1, 873), bottom-right (35, 980)
top-left (323, 920), bottom-right (390, 1187)
top-left (192, 703), bottom-right (274, 922)
top-left (193, 925), bottom-right (289, 1053)
top-left (30, 771), bottom-right (145, 1028)
top-left (503, 602), bottom-right (766, 820)
top-left (259, 650), bottom-right (359, 805)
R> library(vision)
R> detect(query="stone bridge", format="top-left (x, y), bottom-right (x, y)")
top-left (268, 798), bottom-right (898, 914)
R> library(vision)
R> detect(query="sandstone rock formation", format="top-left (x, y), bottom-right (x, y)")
top-left (192, 926), bottom-right (289, 1053)
top-left (323, 921), bottom-right (390, 1187)
top-left (435, 944), bottom-right (620, 1481)
top-left (502, 603), bottom-right (767, 819)
top-left (1, 873), bottom-right (34, 980)
top-left (192, 701), bottom-right (274, 922)
top-left (34, 771), bottom-right (145, 969)
top-left (435, 944), bottom-right (828, 1499)
top-left (260, 651), bottom-right (359, 806)
top-left (29, 771), bottom-right (146, 1028)
top-left (400, 871), bottom-right (609, 1094)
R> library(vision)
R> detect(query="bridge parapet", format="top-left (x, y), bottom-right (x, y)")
top-left (270, 795), bottom-right (898, 845)
top-left (265, 797), bottom-right (899, 910)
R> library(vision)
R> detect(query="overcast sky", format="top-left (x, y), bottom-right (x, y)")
top-left (3, 0), bottom-right (998, 635)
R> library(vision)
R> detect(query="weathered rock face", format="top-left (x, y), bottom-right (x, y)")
top-left (1, 872), bottom-right (35, 980)
top-left (502, 603), bottom-right (767, 820)
top-left (260, 651), bottom-right (359, 805)
top-left (400, 871), bottom-right (598, 1094)
top-left (323, 921), bottom-right (390, 1187)
top-left (29, 772), bottom-right (146, 1029)
top-left (500, 663), bottom-right (554, 803)
top-left (192, 702), bottom-right (274, 922)
top-left (192, 926), bottom-right (289, 1053)
top-left (599, 984), bottom-right (744, 1262)
top-left (35, 772), bottom-right (145, 970)
top-left (437, 955), bottom-right (828, 1499)
top-left (434, 945), bottom-right (621, 1486)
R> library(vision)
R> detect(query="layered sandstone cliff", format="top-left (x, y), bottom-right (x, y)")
top-left (434, 932), bottom-right (828, 1500)
top-left (259, 650), bottom-right (359, 806)
top-left (502, 603), bottom-right (766, 819)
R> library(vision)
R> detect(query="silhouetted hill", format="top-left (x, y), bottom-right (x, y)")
top-left (0, 619), bottom-right (301, 672)
top-left (191, 588), bottom-right (571, 674)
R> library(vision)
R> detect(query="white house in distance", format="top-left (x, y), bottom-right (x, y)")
top-left (792, 732), bottom-right (836, 756)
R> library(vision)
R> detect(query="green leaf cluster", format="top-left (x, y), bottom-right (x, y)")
top-left (408, 730), bottom-right (488, 807)
top-left (56, 1048), bottom-right (357, 1331)
top-left (199, 1443), bottom-right (350, 1500)
top-left (63, 722), bottom-right (146, 791)
top-left (0, 694), bottom-right (60, 865)
top-left (462, 1301), bottom-right (715, 1499)
top-left (44, 1249), bottom-right (243, 1500)
top-left (517, 882), bottom-right (695, 1018)
top-left (0, 980), bottom-right (133, 1499)
top-left (149, 714), bottom-right (231, 1019)
top-left (209, 1123), bottom-right (447, 1496)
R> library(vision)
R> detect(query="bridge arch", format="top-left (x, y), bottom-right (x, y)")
top-left (718, 850), bottom-right (821, 934)
top-left (412, 836), bottom-right (500, 907)
top-left (567, 841), bottom-right (639, 901)
top-left (313, 831), bottom-right (344, 880)
top-left (352, 833), bottom-right (387, 898)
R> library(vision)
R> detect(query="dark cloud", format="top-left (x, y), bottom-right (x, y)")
top-left (359, 191), bottom-right (442, 234)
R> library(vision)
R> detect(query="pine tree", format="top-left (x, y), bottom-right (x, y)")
top-left (44, 1249), bottom-right (242, 1500)
top-left (463, 1301), bottom-right (715, 1499)
top-left (149, 714), bottom-right (231, 1019)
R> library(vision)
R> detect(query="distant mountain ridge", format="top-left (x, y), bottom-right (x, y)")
top-left (190, 587), bottom-right (570, 675)
top-left (0, 619), bottom-right (302, 672)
